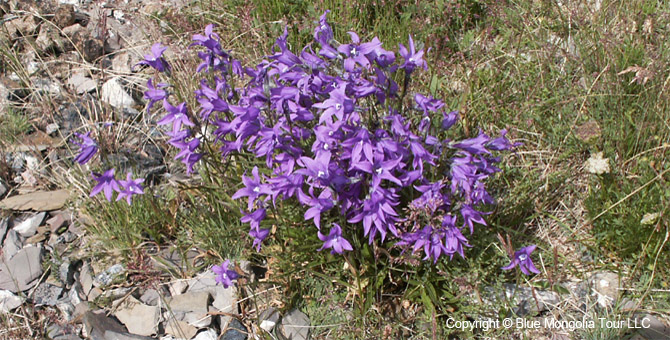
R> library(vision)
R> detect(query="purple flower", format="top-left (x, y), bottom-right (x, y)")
top-left (337, 32), bottom-right (382, 72)
top-left (71, 132), bottom-right (98, 165)
top-left (135, 43), bottom-right (170, 72)
top-left (116, 172), bottom-right (145, 205)
top-left (90, 169), bottom-right (121, 201)
top-left (144, 78), bottom-right (169, 112)
top-left (158, 100), bottom-right (194, 131)
top-left (502, 245), bottom-right (541, 275)
top-left (232, 167), bottom-right (272, 210)
top-left (249, 228), bottom-right (270, 252)
top-left (212, 260), bottom-right (239, 288)
top-left (241, 208), bottom-right (266, 230)
top-left (318, 223), bottom-right (353, 254)
top-left (398, 35), bottom-right (427, 74)
top-left (313, 10), bottom-right (333, 42)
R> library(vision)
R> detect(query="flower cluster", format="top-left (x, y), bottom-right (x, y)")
top-left (90, 169), bottom-right (145, 205)
top-left (144, 12), bottom-right (518, 264)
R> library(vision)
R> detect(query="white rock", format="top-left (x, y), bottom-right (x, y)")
top-left (67, 73), bottom-right (97, 94)
top-left (113, 296), bottom-right (161, 336)
top-left (101, 77), bottom-right (136, 108)
top-left (586, 151), bottom-right (610, 175)
top-left (14, 212), bottom-right (46, 237)
top-left (0, 289), bottom-right (24, 312)
top-left (192, 329), bottom-right (217, 340)
top-left (46, 123), bottom-right (59, 135)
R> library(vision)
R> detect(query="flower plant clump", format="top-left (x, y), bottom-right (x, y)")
top-left (140, 11), bottom-right (519, 271)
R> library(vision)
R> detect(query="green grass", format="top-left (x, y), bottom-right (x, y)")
top-left (74, 0), bottom-right (670, 338)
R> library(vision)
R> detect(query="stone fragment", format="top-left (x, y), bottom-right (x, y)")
top-left (101, 78), bottom-right (136, 109)
top-left (168, 280), bottom-right (188, 296)
top-left (67, 73), bottom-right (97, 94)
top-left (0, 218), bottom-right (8, 243)
top-left (636, 314), bottom-right (670, 340)
top-left (589, 271), bottom-right (619, 308)
top-left (166, 291), bottom-right (209, 314)
top-left (2, 230), bottom-right (22, 261)
top-left (13, 212), bottom-right (46, 237)
top-left (25, 225), bottom-right (48, 244)
top-left (53, 4), bottom-right (76, 28)
top-left (0, 181), bottom-right (6, 197)
top-left (0, 245), bottom-right (43, 292)
top-left (164, 318), bottom-right (197, 339)
top-left (193, 329), bottom-right (218, 340)
top-left (33, 283), bottom-right (63, 306)
top-left (221, 318), bottom-right (248, 340)
top-left (259, 308), bottom-right (280, 332)
top-left (0, 189), bottom-right (71, 211)
top-left (104, 330), bottom-right (154, 340)
top-left (0, 289), bottom-right (24, 312)
top-left (111, 52), bottom-right (131, 74)
top-left (36, 24), bottom-right (65, 54)
top-left (278, 309), bottom-right (310, 340)
top-left (83, 310), bottom-right (127, 340)
top-left (83, 38), bottom-right (104, 63)
top-left (113, 296), bottom-right (160, 336)
top-left (139, 288), bottom-right (161, 306)
top-left (94, 264), bottom-right (125, 287)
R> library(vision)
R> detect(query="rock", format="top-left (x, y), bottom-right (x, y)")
top-left (0, 289), bottom-right (24, 312)
top-left (53, 4), bottom-right (76, 28)
top-left (139, 288), bottom-right (161, 306)
top-left (62, 23), bottom-right (87, 51)
top-left (166, 291), bottom-right (210, 314)
top-left (589, 271), bottom-right (619, 308)
top-left (47, 213), bottom-right (68, 233)
top-left (111, 52), bottom-right (131, 74)
top-left (0, 180), bottom-right (7, 197)
top-left (101, 78), bottom-right (136, 109)
top-left (46, 123), bottom-right (60, 135)
top-left (636, 314), bottom-right (670, 340)
top-left (0, 218), bottom-right (8, 243)
top-left (221, 318), bottom-right (248, 340)
top-left (36, 24), bottom-right (65, 54)
top-left (13, 212), bottom-right (46, 237)
top-left (25, 225), bottom-right (48, 244)
top-left (193, 329), bottom-right (218, 340)
top-left (164, 318), bottom-right (197, 339)
top-left (67, 73), bottom-right (97, 94)
top-left (113, 296), bottom-right (160, 336)
top-left (82, 38), bottom-right (104, 63)
top-left (104, 330), bottom-right (154, 340)
top-left (259, 308), bottom-right (280, 332)
top-left (94, 264), bottom-right (125, 287)
top-left (0, 189), bottom-right (71, 211)
top-left (168, 280), bottom-right (188, 296)
top-left (83, 310), bottom-right (127, 340)
top-left (33, 283), bottom-right (63, 306)
top-left (2, 230), bottom-right (22, 261)
top-left (0, 245), bottom-right (43, 292)
top-left (278, 309), bottom-right (310, 340)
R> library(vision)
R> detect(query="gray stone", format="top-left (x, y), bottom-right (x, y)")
top-left (0, 189), bottom-right (71, 211)
top-left (278, 309), bottom-right (310, 340)
top-left (53, 4), bottom-right (76, 28)
top-left (0, 218), bottom-right (7, 245)
top-left (0, 182), bottom-right (6, 197)
top-left (13, 212), bottom-right (46, 237)
top-left (589, 271), bottom-right (619, 308)
top-left (637, 314), bottom-right (670, 340)
top-left (259, 307), bottom-right (280, 332)
top-left (221, 318), bottom-right (247, 340)
top-left (111, 52), bottom-right (131, 74)
top-left (190, 271), bottom-right (237, 314)
top-left (0, 289), bottom-right (24, 312)
top-left (113, 296), bottom-right (160, 336)
top-left (79, 263), bottom-right (93, 297)
top-left (83, 310), bottom-right (127, 340)
top-left (67, 73), bottom-right (97, 94)
top-left (168, 280), bottom-right (188, 296)
top-left (193, 329), bottom-right (218, 340)
top-left (94, 264), bottom-right (125, 287)
top-left (164, 318), bottom-right (197, 339)
top-left (104, 331), bottom-right (154, 340)
top-left (46, 123), bottom-right (59, 135)
top-left (0, 245), bottom-right (43, 292)
top-left (481, 284), bottom-right (561, 316)
top-left (166, 291), bottom-right (209, 314)
top-left (33, 283), bottom-right (63, 306)
top-left (139, 288), bottom-right (161, 306)
top-left (101, 78), bottom-right (136, 109)
top-left (3, 230), bottom-right (22, 262)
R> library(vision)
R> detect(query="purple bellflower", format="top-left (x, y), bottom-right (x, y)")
top-left (502, 245), bottom-right (541, 275)
top-left (90, 169), bottom-right (120, 202)
top-left (212, 260), bottom-right (238, 288)
top-left (71, 132), bottom-right (98, 165)
top-left (318, 223), bottom-right (353, 254)
top-left (399, 35), bottom-right (427, 74)
top-left (135, 43), bottom-right (170, 72)
top-left (116, 172), bottom-right (145, 205)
